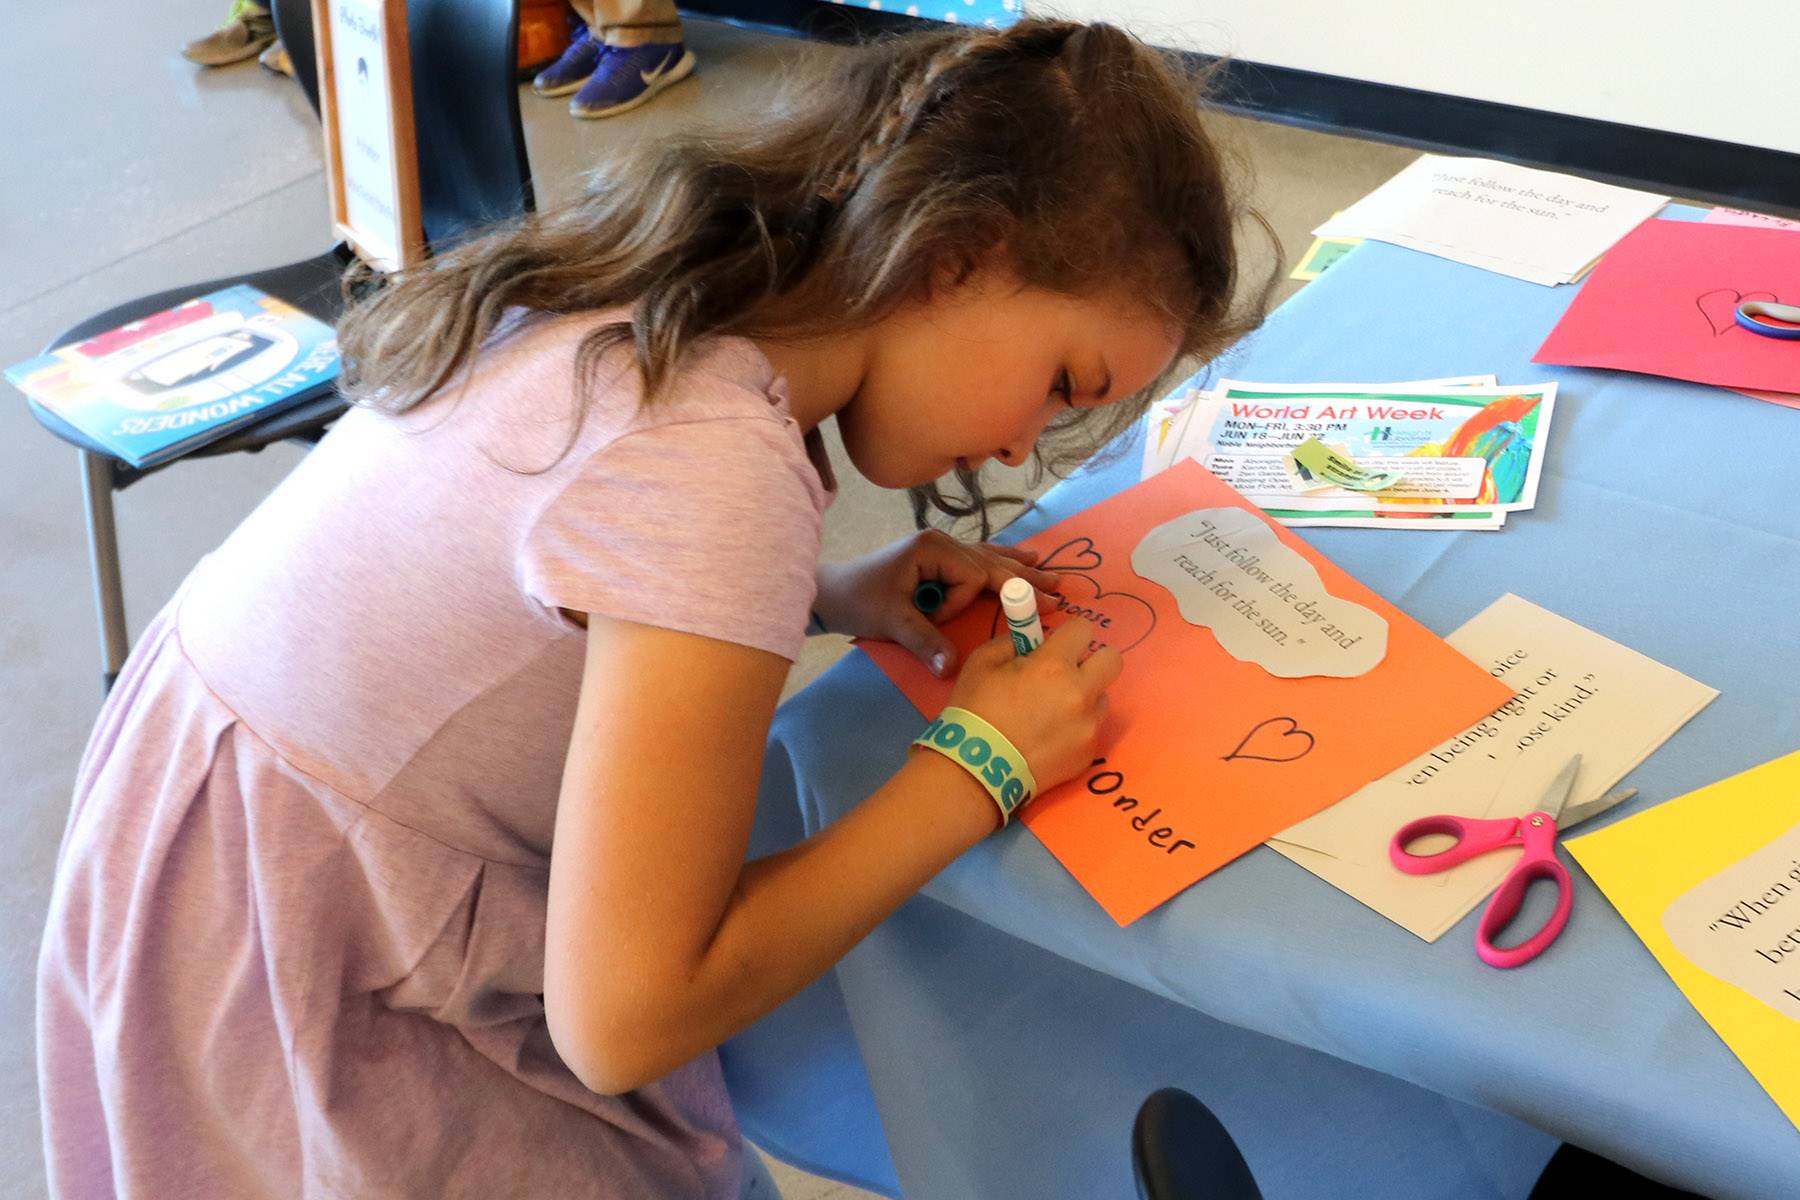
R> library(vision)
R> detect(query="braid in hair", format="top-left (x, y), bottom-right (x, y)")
top-left (777, 30), bottom-right (1017, 296)
top-left (821, 21), bottom-right (1081, 208)
top-left (822, 38), bottom-right (979, 205)
top-left (776, 22), bottom-right (1084, 327)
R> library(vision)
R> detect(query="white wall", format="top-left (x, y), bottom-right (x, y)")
top-left (1041, 1), bottom-right (1799, 157)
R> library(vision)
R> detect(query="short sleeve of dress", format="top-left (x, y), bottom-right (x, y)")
top-left (519, 414), bottom-right (826, 661)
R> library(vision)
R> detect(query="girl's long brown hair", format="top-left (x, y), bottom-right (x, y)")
top-left (335, 19), bottom-right (1278, 534)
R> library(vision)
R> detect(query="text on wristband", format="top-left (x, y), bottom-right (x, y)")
top-left (919, 715), bottom-right (1030, 811)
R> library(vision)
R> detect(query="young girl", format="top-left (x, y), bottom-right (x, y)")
top-left (38, 19), bottom-right (1268, 1198)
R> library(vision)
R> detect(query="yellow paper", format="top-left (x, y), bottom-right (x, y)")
top-left (1566, 751), bottom-right (1800, 1134)
top-left (1289, 211), bottom-right (1361, 281)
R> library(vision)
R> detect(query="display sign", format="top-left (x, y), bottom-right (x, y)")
top-left (311, 0), bottom-right (424, 270)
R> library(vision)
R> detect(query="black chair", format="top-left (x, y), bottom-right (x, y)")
top-left (1133, 1088), bottom-right (1713, 1199)
top-left (1133, 1088), bottom-right (1263, 1200)
top-left (28, 0), bottom-right (533, 691)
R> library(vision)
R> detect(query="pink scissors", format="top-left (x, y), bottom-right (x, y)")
top-left (1388, 755), bottom-right (1636, 969)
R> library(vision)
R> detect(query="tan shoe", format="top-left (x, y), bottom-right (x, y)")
top-left (182, 0), bottom-right (277, 67)
top-left (259, 40), bottom-right (294, 78)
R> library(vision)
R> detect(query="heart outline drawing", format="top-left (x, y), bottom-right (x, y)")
top-left (1037, 536), bottom-right (1105, 574)
top-left (990, 570), bottom-right (1157, 654)
top-left (1696, 288), bottom-right (1779, 337)
top-left (1222, 716), bottom-right (1316, 764)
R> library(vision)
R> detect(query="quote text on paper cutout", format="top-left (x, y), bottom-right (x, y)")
top-left (1131, 507), bottom-right (1389, 678)
top-left (1427, 166), bottom-right (1620, 221)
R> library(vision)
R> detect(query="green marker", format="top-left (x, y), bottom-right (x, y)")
top-left (913, 579), bottom-right (947, 615)
top-left (1000, 577), bottom-right (1043, 655)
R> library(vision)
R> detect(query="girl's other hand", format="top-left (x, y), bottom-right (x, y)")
top-left (947, 618), bottom-right (1121, 792)
top-left (813, 530), bottom-right (1062, 676)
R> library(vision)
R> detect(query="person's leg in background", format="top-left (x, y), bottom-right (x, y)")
top-left (533, 1), bottom-right (606, 98)
top-left (182, 0), bottom-right (292, 79)
top-left (567, 0), bottom-right (696, 120)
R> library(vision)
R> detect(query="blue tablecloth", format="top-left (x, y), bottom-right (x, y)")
top-left (722, 207), bottom-right (1800, 1199)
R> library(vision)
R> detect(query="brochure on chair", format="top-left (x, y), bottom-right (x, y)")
top-left (5, 283), bottom-right (340, 468)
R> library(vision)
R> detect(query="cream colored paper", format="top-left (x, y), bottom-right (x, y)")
top-left (1267, 593), bottom-right (1717, 941)
top-left (1313, 155), bottom-right (1669, 286)
top-left (1661, 820), bottom-right (1800, 1023)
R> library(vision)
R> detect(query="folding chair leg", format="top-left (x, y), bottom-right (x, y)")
top-left (78, 451), bottom-right (129, 694)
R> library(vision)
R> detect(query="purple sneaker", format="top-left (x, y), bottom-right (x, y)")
top-left (532, 25), bottom-right (602, 97)
top-left (569, 42), bottom-right (695, 119)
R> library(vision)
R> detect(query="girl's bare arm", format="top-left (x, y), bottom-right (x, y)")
top-left (543, 614), bottom-right (998, 1095)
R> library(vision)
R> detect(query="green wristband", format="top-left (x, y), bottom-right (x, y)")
top-left (911, 706), bottom-right (1038, 828)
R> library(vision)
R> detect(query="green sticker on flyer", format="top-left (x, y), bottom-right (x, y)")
top-left (1286, 437), bottom-right (1407, 493)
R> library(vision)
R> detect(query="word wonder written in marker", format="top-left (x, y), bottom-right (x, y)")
top-left (1084, 758), bottom-right (1196, 856)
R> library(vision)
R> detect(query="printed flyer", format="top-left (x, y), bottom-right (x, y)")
top-left (1143, 378), bottom-right (1554, 529)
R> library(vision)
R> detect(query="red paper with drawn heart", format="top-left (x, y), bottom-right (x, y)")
top-left (859, 461), bottom-right (1514, 924)
top-left (1533, 218), bottom-right (1800, 397)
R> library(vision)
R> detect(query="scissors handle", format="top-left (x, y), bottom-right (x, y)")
top-left (1475, 812), bottom-right (1574, 969)
top-left (1388, 814), bottom-right (1523, 875)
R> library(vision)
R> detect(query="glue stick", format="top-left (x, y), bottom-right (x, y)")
top-left (1000, 577), bottom-right (1044, 656)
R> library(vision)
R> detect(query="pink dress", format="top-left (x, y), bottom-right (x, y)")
top-left (36, 312), bottom-right (834, 1198)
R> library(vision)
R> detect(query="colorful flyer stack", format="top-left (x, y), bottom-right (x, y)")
top-left (1142, 377), bottom-right (1556, 530)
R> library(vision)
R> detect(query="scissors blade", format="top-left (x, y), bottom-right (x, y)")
top-left (1557, 787), bottom-right (1639, 833)
top-left (1530, 754), bottom-right (1584, 822)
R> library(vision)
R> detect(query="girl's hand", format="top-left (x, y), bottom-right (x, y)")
top-left (813, 530), bottom-right (1062, 677)
top-left (946, 618), bottom-right (1123, 791)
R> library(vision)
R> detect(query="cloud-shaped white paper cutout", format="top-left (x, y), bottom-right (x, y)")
top-left (1131, 507), bottom-right (1388, 679)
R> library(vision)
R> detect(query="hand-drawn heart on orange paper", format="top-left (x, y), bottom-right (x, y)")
top-left (1038, 536), bottom-right (1105, 574)
top-left (990, 570), bottom-right (1157, 654)
top-left (1222, 716), bottom-right (1316, 764)
top-left (1696, 288), bottom-right (1779, 337)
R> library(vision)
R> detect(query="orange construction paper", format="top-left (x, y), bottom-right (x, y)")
top-left (861, 460), bottom-right (1515, 925)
